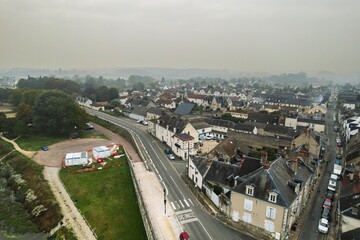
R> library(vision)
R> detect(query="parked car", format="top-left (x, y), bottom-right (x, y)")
top-left (323, 198), bottom-right (332, 209)
top-left (330, 174), bottom-right (338, 181)
top-left (336, 137), bottom-right (341, 143)
top-left (164, 148), bottom-right (172, 155)
top-left (337, 142), bottom-right (343, 147)
top-left (84, 123), bottom-right (94, 130)
top-left (179, 232), bottom-right (190, 240)
top-left (322, 207), bottom-right (331, 221)
top-left (137, 120), bottom-right (144, 124)
top-left (318, 218), bottom-right (329, 233)
top-left (205, 134), bottom-right (214, 140)
top-left (328, 179), bottom-right (336, 191)
top-left (167, 154), bottom-right (175, 160)
top-left (142, 121), bottom-right (148, 126)
top-left (326, 190), bottom-right (334, 200)
top-left (336, 154), bottom-right (342, 159)
top-left (41, 146), bottom-right (49, 151)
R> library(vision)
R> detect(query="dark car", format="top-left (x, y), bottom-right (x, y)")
top-left (336, 154), bottom-right (342, 159)
top-left (41, 146), bottom-right (49, 151)
top-left (322, 207), bottom-right (331, 221)
top-left (326, 190), bottom-right (334, 200)
top-left (164, 148), bottom-right (172, 155)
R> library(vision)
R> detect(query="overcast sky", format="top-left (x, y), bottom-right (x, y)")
top-left (0, 0), bottom-right (359, 73)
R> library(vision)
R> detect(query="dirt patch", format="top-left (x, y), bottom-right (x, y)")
top-left (33, 122), bottom-right (142, 167)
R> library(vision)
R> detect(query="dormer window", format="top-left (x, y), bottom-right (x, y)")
top-left (269, 192), bottom-right (278, 203)
top-left (246, 185), bottom-right (254, 196)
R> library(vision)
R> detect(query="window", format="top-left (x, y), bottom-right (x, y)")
top-left (243, 212), bottom-right (252, 223)
top-left (246, 185), bottom-right (254, 196)
top-left (264, 220), bottom-right (275, 232)
top-left (244, 199), bottom-right (253, 212)
top-left (266, 206), bottom-right (276, 219)
top-left (269, 192), bottom-right (278, 203)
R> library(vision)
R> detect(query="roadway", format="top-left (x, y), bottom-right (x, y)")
top-left (85, 108), bottom-right (254, 240)
top-left (299, 98), bottom-right (340, 240)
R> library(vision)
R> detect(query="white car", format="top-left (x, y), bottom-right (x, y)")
top-left (330, 174), bottom-right (338, 181)
top-left (328, 179), bottom-right (336, 191)
top-left (206, 135), bottom-right (214, 140)
top-left (336, 137), bottom-right (341, 143)
top-left (318, 218), bottom-right (329, 233)
top-left (167, 154), bottom-right (175, 160)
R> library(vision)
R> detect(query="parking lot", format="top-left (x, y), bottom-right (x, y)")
top-left (33, 123), bottom-right (138, 167)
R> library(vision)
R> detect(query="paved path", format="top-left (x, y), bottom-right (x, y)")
top-left (0, 135), bottom-right (36, 158)
top-left (44, 167), bottom-right (97, 240)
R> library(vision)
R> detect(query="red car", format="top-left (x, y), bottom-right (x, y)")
top-left (337, 142), bottom-right (343, 147)
top-left (323, 198), bottom-right (332, 209)
top-left (179, 232), bottom-right (190, 240)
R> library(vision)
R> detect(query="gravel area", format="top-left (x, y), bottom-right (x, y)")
top-left (33, 122), bottom-right (142, 167)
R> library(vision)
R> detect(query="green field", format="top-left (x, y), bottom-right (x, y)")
top-left (59, 156), bottom-right (147, 240)
top-left (15, 134), bottom-right (68, 151)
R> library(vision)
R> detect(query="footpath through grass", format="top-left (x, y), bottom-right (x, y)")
top-left (60, 156), bottom-right (147, 240)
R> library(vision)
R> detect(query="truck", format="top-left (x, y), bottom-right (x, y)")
top-left (333, 164), bottom-right (342, 177)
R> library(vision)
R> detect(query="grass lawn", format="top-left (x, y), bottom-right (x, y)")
top-left (15, 133), bottom-right (68, 151)
top-left (60, 156), bottom-right (147, 240)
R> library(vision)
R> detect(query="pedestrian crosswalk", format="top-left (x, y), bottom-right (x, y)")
top-left (170, 198), bottom-right (194, 210)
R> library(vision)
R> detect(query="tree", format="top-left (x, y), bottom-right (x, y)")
top-left (95, 86), bottom-right (110, 102)
top-left (109, 88), bottom-right (119, 101)
top-left (33, 90), bottom-right (88, 135)
top-left (13, 120), bottom-right (28, 136)
top-left (0, 112), bottom-right (6, 132)
top-left (16, 103), bottom-right (32, 124)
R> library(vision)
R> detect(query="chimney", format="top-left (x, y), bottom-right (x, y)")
top-left (290, 158), bottom-right (298, 174)
top-left (351, 206), bottom-right (359, 216)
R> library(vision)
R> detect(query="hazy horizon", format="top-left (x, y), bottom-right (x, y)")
top-left (1, 0), bottom-right (359, 74)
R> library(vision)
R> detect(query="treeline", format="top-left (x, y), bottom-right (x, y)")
top-left (17, 76), bottom-right (81, 94)
top-left (0, 88), bottom-right (88, 137)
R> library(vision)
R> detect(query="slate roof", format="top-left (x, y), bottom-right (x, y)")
top-left (204, 161), bottom-right (242, 187)
top-left (192, 156), bottom-right (210, 176)
top-left (247, 112), bottom-right (279, 125)
top-left (234, 123), bottom-right (255, 132)
top-left (147, 107), bottom-right (163, 115)
top-left (211, 136), bottom-right (251, 160)
top-left (192, 121), bottom-right (211, 130)
top-left (207, 118), bottom-right (237, 129)
top-left (298, 118), bottom-right (326, 125)
top-left (158, 113), bottom-right (188, 133)
top-left (231, 156), bottom-right (313, 208)
top-left (341, 228), bottom-right (360, 240)
top-left (131, 106), bottom-right (147, 117)
top-left (264, 124), bottom-right (293, 135)
top-left (174, 103), bottom-right (195, 115)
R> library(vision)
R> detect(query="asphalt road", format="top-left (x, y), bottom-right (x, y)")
top-left (299, 99), bottom-right (340, 240)
top-left (85, 108), bottom-right (255, 240)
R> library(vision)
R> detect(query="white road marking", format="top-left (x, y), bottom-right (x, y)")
top-left (170, 176), bottom-right (186, 199)
top-left (188, 199), bottom-right (194, 206)
top-left (198, 220), bottom-right (214, 240)
top-left (179, 200), bottom-right (185, 208)
top-left (171, 202), bottom-right (176, 210)
top-left (184, 199), bottom-right (190, 207)
top-left (180, 218), bottom-right (199, 224)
